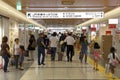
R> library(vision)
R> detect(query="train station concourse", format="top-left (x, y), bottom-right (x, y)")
top-left (0, 0), bottom-right (120, 80)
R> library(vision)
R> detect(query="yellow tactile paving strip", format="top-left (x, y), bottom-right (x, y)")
top-left (88, 57), bottom-right (120, 80)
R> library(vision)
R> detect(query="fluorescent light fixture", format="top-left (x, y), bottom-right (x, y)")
top-left (82, 27), bottom-right (87, 29)
top-left (26, 7), bottom-right (104, 11)
top-left (0, 0), bottom-right (45, 29)
top-left (100, 24), bottom-right (106, 27)
top-left (47, 27), bottom-right (74, 30)
top-left (108, 19), bottom-right (118, 24)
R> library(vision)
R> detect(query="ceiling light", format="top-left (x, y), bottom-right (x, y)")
top-left (61, 0), bottom-right (75, 5)
top-left (0, 0), bottom-right (45, 29)
top-left (26, 7), bottom-right (104, 11)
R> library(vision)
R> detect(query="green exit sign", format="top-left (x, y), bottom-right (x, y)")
top-left (16, 0), bottom-right (22, 10)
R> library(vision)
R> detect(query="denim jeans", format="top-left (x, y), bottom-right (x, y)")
top-left (3, 55), bottom-right (9, 72)
top-left (14, 55), bottom-right (19, 69)
top-left (51, 47), bottom-right (57, 61)
top-left (38, 46), bottom-right (45, 64)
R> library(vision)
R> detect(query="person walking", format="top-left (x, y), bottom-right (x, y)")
top-left (93, 42), bottom-right (101, 71)
top-left (107, 47), bottom-right (120, 79)
top-left (0, 36), bottom-right (10, 72)
top-left (59, 33), bottom-right (66, 54)
top-left (28, 34), bottom-right (36, 61)
top-left (64, 32), bottom-right (75, 62)
top-left (13, 38), bottom-right (20, 69)
top-left (37, 33), bottom-right (46, 65)
top-left (49, 32), bottom-right (59, 61)
top-left (80, 36), bottom-right (89, 63)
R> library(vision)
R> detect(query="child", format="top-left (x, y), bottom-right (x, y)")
top-left (93, 42), bottom-right (100, 71)
top-left (108, 47), bottom-right (120, 78)
top-left (19, 45), bottom-right (25, 70)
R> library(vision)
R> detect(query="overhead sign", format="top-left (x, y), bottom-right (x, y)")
top-left (16, 0), bottom-right (22, 10)
top-left (108, 19), bottom-right (118, 24)
top-left (26, 12), bottom-right (104, 19)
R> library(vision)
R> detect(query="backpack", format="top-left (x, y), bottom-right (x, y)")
top-left (31, 41), bottom-right (37, 48)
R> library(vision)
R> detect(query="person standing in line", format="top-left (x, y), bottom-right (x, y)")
top-left (64, 32), bottom-right (75, 62)
top-left (0, 36), bottom-right (10, 72)
top-left (49, 32), bottom-right (59, 61)
top-left (13, 38), bottom-right (20, 69)
top-left (28, 34), bottom-right (36, 61)
top-left (93, 42), bottom-right (100, 71)
top-left (80, 36), bottom-right (89, 63)
top-left (37, 33), bottom-right (46, 65)
top-left (107, 47), bottom-right (120, 79)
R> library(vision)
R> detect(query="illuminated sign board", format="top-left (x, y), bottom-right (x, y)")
top-left (16, 0), bottom-right (22, 10)
top-left (26, 12), bottom-right (104, 19)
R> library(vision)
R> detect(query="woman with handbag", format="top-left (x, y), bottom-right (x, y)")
top-left (108, 47), bottom-right (120, 79)
top-left (0, 36), bottom-right (10, 72)
top-left (28, 34), bottom-right (36, 61)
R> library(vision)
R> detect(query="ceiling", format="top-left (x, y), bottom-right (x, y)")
top-left (2, 0), bottom-right (120, 28)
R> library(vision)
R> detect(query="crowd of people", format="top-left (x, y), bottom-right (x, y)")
top-left (0, 32), bottom-right (120, 79)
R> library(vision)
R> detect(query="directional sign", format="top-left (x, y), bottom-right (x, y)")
top-left (26, 12), bottom-right (104, 19)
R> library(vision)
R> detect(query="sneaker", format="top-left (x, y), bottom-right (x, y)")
top-left (4, 70), bottom-right (9, 72)
top-left (38, 63), bottom-right (41, 65)
top-left (42, 63), bottom-right (45, 65)
top-left (19, 68), bottom-right (24, 70)
top-left (112, 74), bottom-right (116, 79)
top-left (96, 68), bottom-right (99, 71)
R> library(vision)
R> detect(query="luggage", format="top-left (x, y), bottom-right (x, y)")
top-left (47, 48), bottom-right (51, 54)
top-left (58, 52), bottom-right (63, 61)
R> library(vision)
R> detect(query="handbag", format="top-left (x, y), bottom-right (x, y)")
top-left (111, 59), bottom-right (119, 67)
top-left (93, 51), bottom-right (101, 60)
top-left (24, 50), bottom-right (29, 57)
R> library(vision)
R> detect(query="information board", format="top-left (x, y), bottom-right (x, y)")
top-left (26, 12), bottom-right (104, 19)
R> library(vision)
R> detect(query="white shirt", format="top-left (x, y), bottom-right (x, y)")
top-left (64, 36), bottom-right (75, 45)
top-left (50, 36), bottom-right (59, 47)
top-left (108, 53), bottom-right (119, 64)
top-left (13, 43), bottom-right (20, 55)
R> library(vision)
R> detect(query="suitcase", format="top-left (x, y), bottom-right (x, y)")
top-left (58, 52), bottom-right (63, 61)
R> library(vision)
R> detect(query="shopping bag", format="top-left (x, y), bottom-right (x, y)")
top-left (58, 52), bottom-right (63, 61)
top-left (0, 56), bottom-right (4, 69)
top-left (47, 48), bottom-right (51, 54)
top-left (24, 50), bottom-right (29, 57)
top-left (79, 52), bottom-right (83, 62)
top-left (111, 59), bottom-right (119, 67)
top-left (105, 63), bottom-right (110, 74)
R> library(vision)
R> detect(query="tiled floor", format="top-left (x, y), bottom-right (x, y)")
top-left (20, 54), bottom-right (108, 80)
top-left (0, 53), bottom-right (115, 80)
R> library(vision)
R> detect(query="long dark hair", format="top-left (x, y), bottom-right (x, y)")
top-left (94, 42), bottom-right (100, 49)
top-left (110, 47), bottom-right (116, 59)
